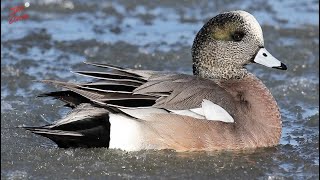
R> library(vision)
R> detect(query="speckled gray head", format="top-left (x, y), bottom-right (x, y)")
top-left (192, 10), bottom-right (287, 80)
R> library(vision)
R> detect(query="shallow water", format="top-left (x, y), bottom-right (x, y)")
top-left (1, 0), bottom-right (319, 179)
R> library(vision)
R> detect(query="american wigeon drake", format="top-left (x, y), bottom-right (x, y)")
top-left (25, 10), bottom-right (287, 152)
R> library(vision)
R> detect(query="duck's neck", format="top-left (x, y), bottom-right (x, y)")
top-left (218, 73), bottom-right (282, 148)
top-left (193, 65), bottom-right (248, 80)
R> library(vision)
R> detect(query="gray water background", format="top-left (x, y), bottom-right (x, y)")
top-left (1, 0), bottom-right (319, 179)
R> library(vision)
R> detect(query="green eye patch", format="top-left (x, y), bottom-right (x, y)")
top-left (211, 21), bottom-right (244, 41)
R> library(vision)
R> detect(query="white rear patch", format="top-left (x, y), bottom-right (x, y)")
top-left (109, 114), bottom-right (144, 151)
top-left (170, 99), bottom-right (234, 123)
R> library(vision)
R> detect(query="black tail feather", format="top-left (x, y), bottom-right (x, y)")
top-left (38, 91), bottom-right (90, 108)
top-left (24, 104), bottom-right (111, 148)
top-left (25, 124), bottom-right (110, 148)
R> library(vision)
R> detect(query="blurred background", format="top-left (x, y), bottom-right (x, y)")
top-left (1, 0), bottom-right (319, 179)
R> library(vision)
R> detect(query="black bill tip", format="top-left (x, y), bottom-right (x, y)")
top-left (272, 63), bottom-right (287, 70)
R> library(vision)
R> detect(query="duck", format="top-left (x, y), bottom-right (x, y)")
top-left (25, 10), bottom-right (287, 152)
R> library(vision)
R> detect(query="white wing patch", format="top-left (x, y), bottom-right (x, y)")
top-left (170, 99), bottom-right (234, 123)
top-left (118, 107), bottom-right (169, 119)
top-left (169, 108), bottom-right (204, 119)
top-left (201, 99), bottom-right (234, 123)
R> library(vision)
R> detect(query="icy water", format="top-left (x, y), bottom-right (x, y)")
top-left (1, 0), bottom-right (319, 179)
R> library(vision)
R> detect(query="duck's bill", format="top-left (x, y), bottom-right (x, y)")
top-left (253, 48), bottom-right (287, 70)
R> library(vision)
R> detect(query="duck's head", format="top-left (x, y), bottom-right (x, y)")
top-left (192, 10), bottom-right (287, 80)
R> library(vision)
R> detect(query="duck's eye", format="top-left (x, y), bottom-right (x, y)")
top-left (232, 31), bottom-right (245, 42)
